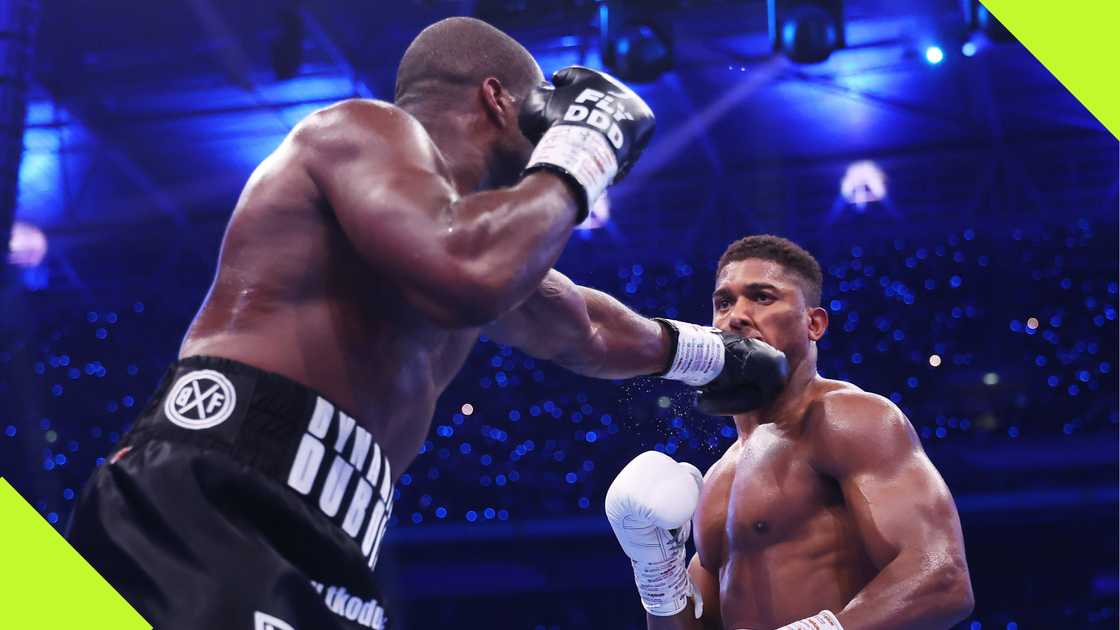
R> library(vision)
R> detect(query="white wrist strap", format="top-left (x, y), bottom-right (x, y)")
top-left (632, 522), bottom-right (703, 618)
top-left (659, 319), bottom-right (725, 386)
top-left (775, 610), bottom-right (843, 630)
top-left (526, 124), bottom-right (618, 210)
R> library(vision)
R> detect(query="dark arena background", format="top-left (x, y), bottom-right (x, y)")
top-left (1, 1), bottom-right (1116, 628)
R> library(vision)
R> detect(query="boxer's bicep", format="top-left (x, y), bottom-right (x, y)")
top-left (815, 392), bottom-right (966, 567)
top-left (843, 445), bottom-right (964, 570)
top-left (812, 391), bottom-right (973, 624)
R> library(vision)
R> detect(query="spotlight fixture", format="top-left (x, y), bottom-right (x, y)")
top-left (768, 0), bottom-right (845, 64)
top-left (924, 45), bottom-right (945, 65)
top-left (598, 1), bottom-right (674, 83)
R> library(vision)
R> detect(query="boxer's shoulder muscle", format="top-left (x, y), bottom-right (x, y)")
top-left (806, 383), bottom-right (920, 476)
top-left (291, 99), bottom-right (444, 175)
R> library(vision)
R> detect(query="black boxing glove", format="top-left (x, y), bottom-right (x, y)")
top-left (653, 318), bottom-right (790, 416)
top-left (520, 66), bottom-right (655, 221)
top-left (695, 333), bottom-right (789, 416)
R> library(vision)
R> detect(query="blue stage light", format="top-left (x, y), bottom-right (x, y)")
top-left (962, 42), bottom-right (978, 57)
top-left (599, 2), bottom-right (673, 82)
top-left (925, 46), bottom-right (945, 65)
top-left (770, 0), bottom-right (845, 64)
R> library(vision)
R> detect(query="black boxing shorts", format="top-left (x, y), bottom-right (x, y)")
top-left (66, 356), bottom-right (395, 630)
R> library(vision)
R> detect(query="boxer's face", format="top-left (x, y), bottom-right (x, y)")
top-left (712, 259), bottom-right (828, 364)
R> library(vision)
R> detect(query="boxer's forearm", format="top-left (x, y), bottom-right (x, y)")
top-left (836, 553), bottom-right (973, 630)
top-left (485, 270), bottom-right (672, 378)
top-left (564, 285), bottom-right (673, 378)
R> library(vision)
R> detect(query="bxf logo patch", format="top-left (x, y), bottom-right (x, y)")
top-left (163, 369), bottom-right (237, 430)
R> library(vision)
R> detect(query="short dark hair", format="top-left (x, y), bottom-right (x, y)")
top-left (716, 234), bottom-right (823, 307)
top-left (395, 17), bottom-right (542, 107)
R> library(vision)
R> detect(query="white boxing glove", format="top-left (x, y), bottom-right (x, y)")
top-left (605, 450), bottom-right (704, 617)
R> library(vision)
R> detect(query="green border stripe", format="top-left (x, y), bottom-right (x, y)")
top-left (0, 478), bottom-right (150, 628)
top-left (980, 1), bottom-right (1120, 138)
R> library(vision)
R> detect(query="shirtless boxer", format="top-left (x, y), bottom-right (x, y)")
top-left (606, 235), bottom-right (975, 630)
top-left (66, 17), bottom-right (787, 630)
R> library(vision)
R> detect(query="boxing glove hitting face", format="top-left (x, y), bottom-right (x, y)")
top-left (519, 66), bottom-right (656, 221)
top-left (655, 318), bottom-right (790, 415)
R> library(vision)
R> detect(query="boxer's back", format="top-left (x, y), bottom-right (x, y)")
top-left (181, 101), bottom-right (478, 478)
top-left (694, 379), bottom-right (877, 628)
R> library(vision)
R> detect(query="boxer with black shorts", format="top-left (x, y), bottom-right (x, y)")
top-left (70, 357), bottom-right (395, 629)
top-left (67, 17), bottom-right (788, 630)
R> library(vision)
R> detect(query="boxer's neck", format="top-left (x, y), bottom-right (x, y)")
top-left (408, 106), bottom-right (491, 195)
top-left (733, 343), bottom-right (820, 438)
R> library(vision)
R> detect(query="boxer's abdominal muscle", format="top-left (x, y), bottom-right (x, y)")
top-left (180, 150), bottom-right (478, 484)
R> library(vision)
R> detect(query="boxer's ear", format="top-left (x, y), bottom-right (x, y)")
top-left (807, 306), bottom-right (828, 341)
top-left (480, 77), bottom-right (512, 129)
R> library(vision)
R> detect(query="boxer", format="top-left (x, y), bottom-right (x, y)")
top-left (65, 17), bottom-right (786, 630)
top-left (606, 235), bottom-right (975, 630)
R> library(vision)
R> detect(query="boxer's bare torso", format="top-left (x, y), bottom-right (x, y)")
top-left (694, 378), bottom-right (877, 629)
top-left (181, 99), bottom-right (576, 480)
top-left (640, 256), bottom-right (969, 630)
